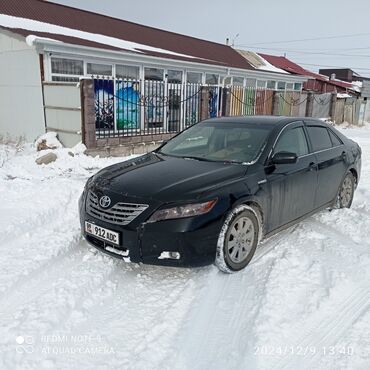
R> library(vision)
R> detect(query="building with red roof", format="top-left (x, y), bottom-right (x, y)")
top-left (258, 53), bottom-right (358, 95)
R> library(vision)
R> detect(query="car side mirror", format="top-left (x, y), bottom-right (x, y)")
top-left (271, 151), bottom-right (298, 165)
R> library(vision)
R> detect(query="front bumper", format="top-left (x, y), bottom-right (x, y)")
top-left (79, 192), bottom-right (224, 267)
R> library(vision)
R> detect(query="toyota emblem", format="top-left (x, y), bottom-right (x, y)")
top-left (99, 195), bottom-right (111, 208)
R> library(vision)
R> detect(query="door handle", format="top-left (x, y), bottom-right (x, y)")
top-left (341, 151), bottom-right (347, 160)
top-left (308, 162), bottom-right (317, 171)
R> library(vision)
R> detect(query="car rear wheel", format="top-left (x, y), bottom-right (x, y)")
top-left (336, 172), bottom-right (355, 209)
top-left (215, 205), bottom-right (260, 273)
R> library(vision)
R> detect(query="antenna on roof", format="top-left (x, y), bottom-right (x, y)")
top-left (231, 33), bottom-right (239, 47)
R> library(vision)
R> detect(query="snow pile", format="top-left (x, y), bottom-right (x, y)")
top-left (0, 127), bottom-right (370, 369)
top-left (35, 132), bottom-right (63, 151)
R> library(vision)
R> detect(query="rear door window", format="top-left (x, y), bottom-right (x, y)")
top-left (328, 129), bottom-right (343, 146)
top-left (306, 126), bottom-right (332, 152)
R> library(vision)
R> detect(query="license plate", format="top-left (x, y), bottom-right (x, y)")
top-left (85, 221), bottom-right (120, 246)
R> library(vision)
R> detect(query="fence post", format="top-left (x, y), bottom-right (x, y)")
top-left (80, 79), bottom-right (96, 149)
top-left (329, 92), bottom-right (337, 123)
top-left (222, 87), bottom-right (231, 116)
top-left (200, 86), bottom-right (209, 121)
top-left (305, 92), bottom-right (314, 117)
top-left (272, 91), bottom-right (280, 116)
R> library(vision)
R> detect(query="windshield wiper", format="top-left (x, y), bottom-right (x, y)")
top-left (182, 156), bottom-right (212, 162)
top-left (222, 159), bottom-right (247, 165)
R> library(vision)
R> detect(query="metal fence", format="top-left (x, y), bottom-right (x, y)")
top-left (94, 77), bottom-right (207, 139)
top-left (93, 77), bottom-right (285, 139)
top-left (94, 77), bottom-right (366, 141)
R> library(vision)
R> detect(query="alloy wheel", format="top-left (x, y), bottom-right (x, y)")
top-left (226, 216), bottom-right (255, 264)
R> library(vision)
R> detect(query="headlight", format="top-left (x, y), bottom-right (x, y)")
top-left (148, 199), bottom-right (217, 222)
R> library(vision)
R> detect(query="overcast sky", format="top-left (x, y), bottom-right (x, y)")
top-left (54, 0), bottom-right (370, 77)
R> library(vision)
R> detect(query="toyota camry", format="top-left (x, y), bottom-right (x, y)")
top-left (79, 116), bottom-right (361, 273)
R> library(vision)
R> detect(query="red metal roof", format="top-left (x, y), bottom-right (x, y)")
top-left (0, 0), bottom-right (253, 70)
top-left (258, 53), bottom-right (354, 90)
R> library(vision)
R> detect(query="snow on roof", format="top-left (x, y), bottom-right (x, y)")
top-left (351, 80), bottom-right (363, 92)
top-left (0, 0), bottom-right (254, 70)
top-left (0, 14), bottom-right (200, 60)
top-left (236, 49), bottom-right (289, 74)
top-left (337, 93), bottom-right (352, 99)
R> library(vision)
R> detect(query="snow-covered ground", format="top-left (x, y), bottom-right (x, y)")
top-left (1, 127), bottom-right (370, 370)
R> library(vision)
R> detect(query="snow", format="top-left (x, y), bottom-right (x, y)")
top-left (0, 14), bottom-right (200, 60)
top-left (337, 93), bottom-right (353, 99)
top-left (1, 127), bottom-right (370, 369)
top-left (256, 56), bottom-right (289, 74)
top-left (351, 80), bottom-right (363, 93)
top-left (35, 132), bottom-right (63, 150)
top-left (25, 35), bottom-right (63, 47)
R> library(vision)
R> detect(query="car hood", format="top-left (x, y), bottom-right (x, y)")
top-left (91, 153), bottom-right (247, 203)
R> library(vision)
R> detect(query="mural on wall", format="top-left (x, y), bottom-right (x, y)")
top-left (115, 81), bottom-right (140, 130)
top-left (94, 79), bottom-right (114, 130)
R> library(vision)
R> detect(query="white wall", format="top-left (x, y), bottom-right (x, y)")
top-left (43, 83), bottom-right (82, 147)
top-left (0, 30), bottom-right (45, 142)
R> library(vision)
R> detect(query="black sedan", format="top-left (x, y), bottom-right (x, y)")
top-left (79, 116), bottom-right (361, 273)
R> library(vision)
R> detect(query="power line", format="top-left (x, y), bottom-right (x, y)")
top-left (235, 45), bottom-right (370, 52)
top-left (241, 32), bottom-right (370, 46)
top-left (236, 45), bottom-right (370, 58)
top-left (294, 61), bottom-right (370, 71)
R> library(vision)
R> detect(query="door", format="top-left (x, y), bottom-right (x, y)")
top-left (265, 122), bottom-right (318, 231)
top-left (305, 125), bottom-right (347, 207)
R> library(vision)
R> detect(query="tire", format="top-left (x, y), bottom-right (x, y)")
top-left (215, 205), bottom-right (260, 273)
top-left (335, 172), bottom-right (355, 209)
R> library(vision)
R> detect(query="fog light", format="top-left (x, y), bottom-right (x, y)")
top-left (158, 251), bottom-right (181, 260)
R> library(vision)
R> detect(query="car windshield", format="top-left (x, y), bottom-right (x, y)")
top-left (158, 122), bottom-right (271, 164)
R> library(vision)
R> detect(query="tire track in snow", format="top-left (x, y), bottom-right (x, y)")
top-left (0, 185), bottom-right (77, 245)
top-left (162, 233), bottom-right (290, 370)
top-left (0, 241), bottom-right (92, 320)
top-left (53, 264), bottom-right (198, 370)
top-left (308, 218), bottom-right (370, 249)
top-left (272, 285), bottom-right (370, 370)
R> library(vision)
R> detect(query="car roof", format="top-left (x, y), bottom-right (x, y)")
top-left (202, 116), bottom-right (326, 129)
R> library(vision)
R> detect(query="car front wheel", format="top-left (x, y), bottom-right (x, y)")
top-left (215, 205), bottom-right (260, 273)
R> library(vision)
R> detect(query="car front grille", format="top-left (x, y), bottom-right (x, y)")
top-left (86, 191), bottom-right (149, 225)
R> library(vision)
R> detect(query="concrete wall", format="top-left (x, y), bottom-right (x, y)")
top-left (44, 83), bottom-right (82, 147)
top-left (0, 30), bottom-right (45, 142)
top-left (312, 93), bottom-right (331, 119)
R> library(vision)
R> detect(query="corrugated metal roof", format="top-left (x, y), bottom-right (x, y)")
top-left (0, 0), bottom-right (254, 70)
